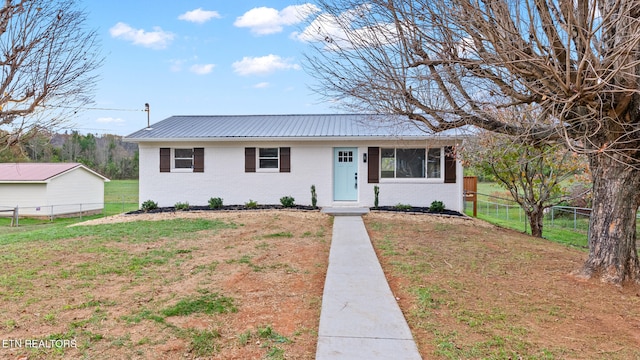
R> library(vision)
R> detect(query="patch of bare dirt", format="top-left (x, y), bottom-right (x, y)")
top-left (364, 212), bottom-right (640, 359)
top-left (0, 211), bottom-right (331, 359)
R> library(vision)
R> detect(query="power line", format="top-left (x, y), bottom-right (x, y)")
top-left (41, 105), bottom-right (146, 112)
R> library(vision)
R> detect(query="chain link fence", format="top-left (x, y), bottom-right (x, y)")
top-left (464, 192), bottom-right (591, 235)
top-left (1, 192), bottom-right (139, 226)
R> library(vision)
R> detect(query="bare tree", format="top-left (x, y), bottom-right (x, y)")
top-left (0, 0), bottom-right (102, 149)
top-left (303, 0), bottom-right (640, 284)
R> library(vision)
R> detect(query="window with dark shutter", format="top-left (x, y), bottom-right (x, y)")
top-left (193, 148), bottom-right (204, 173)
top-left (279, 147), bottom-right (290, 173)
top-left (245, 147), bottom-right (256, 172)
top-left (160, 148), bottom-right (170, 172)
top-left (444, 146), bottom-right (457, 183)
top-left (368, 147), bottom-right (379, 183)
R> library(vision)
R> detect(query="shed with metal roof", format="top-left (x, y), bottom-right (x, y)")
top-left (0, 163), bottom-right (110, 218)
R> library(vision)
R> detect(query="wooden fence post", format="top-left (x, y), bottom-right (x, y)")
top-left (463, 176), bottom-right (478, 217)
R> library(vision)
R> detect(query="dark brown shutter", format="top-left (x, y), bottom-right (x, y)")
top-left (193, 148), bottom-right (204, 173)
top-left (245, 147), bottom-right (256, 172)
top-left (279, 147), bottom-right (290, 173)
top-left (444, 146), bottom-right (457, 183)
top-left (368, 147), bottom-right (379, 183)
top-left (160, 148), bottom-right (170, 172)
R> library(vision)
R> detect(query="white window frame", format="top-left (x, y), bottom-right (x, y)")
top-left (257, 147), bottom-right (279, 172)
top-left (173, 148), bottom-right (194, 172)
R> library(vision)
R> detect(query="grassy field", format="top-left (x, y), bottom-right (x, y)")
top-left (103, 179), bottom-right (139, 216)
top-left (468, 182), bottom-right (590, 249)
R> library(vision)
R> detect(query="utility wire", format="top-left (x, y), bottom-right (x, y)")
top-left (40, 105), bottom-right (146, 112)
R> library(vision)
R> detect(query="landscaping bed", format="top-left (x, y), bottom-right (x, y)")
top-left (371, 206), bottom-right (463, 216)
top-left (127, 204), bottom-right (464, 217)
top-left (127, 204), bottom-right (317, 215)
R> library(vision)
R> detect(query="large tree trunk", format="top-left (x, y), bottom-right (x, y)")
top-left (528, 208), bottom-right (544, 238)
top-left (581, 152), bottom-right (640, 284)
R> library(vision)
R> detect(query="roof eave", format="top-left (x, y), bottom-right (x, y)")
top-left (0, 180), bottom-right (48, 184)
top-left (124, 135), bottom-right (468, 143)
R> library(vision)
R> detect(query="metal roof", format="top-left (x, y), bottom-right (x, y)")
top-left (0, 163), bottom-right (109, 182)
top-left (125, 114), bottom-right (468, 142)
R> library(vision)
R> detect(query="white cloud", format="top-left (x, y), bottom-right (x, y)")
top-left (96, 117), bottom-right (125, 124)
top-left (109, 22), bottom-right (175, 49)
top-left (234, 4), bottom-right (320, 35)
top-left (232, 54), bottom-right (300, 76)
top-left (253, 82), bottom-right (270, 89)
top-left (190, 64), bottom-right (215, 75)
top-left (294, 4), bottom-right (398, 50)
top-left (178, 8), bottom-right (221, 24)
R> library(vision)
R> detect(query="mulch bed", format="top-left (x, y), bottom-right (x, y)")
top-left (128, 205), bottom-right (464, 217)
top-left (371, 206), bottom-right (463, 216)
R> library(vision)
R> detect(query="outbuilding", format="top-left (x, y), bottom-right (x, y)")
top-left (0, 163), bottom-right (110, 218)
top-left (125, 114), bottom-right (467, 211)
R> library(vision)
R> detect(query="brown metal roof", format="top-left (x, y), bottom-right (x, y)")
top-left (0, 163), bottom-right (107, 182)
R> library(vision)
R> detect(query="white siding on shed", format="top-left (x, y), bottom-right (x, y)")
top-left (46, 167), bottom-right (106, 214)
top-left (0, 184), bottom-right (48, 215)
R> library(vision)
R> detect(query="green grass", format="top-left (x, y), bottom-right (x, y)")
top-left (161, 292), bottom-right (237, 317)
top-left (471, 209), bottom-right (589, 248)
top-left (104, 179), bottom-right (139, 215)
top-left (469, 182), bottom-right (589, 248)
top-left (0, 196), bottom-right (326, 359)
top-left (0, 218), bottom-right (232, 245)
top-left (236, 325), bottom-right (291, 359)
top-left (104, 179), bottom-right (139, 203)
top-left (0, 218), bottom-right (236, 305)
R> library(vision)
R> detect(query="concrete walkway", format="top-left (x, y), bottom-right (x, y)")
top-left (316, 216), bottom-right (422, 359)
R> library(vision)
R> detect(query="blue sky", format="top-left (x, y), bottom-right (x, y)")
top-left (74, 1), bottom-right (337, 136)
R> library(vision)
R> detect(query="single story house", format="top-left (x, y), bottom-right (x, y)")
top-left (0, 163), bottom-right (110, 217)
top-left (125, 114), bottom-right (467, 211)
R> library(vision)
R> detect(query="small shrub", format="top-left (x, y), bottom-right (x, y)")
top-left (280, 196), bottom-right (295, 208)
top-left (311, 185), bottom-right (317, 209)
top-left (245, 199), bottom-right (258, 209)
top-left (208, 197), bottom-right (223, 209)
top-left (394, 203), bottom-right (412, 210)
top-left (174, 201), bottom-right (190, 211)
top-left (430, 200), bottom-right (445, 212)
top-left (141, 200), bottom-right (158, 212)
top-left (374, 185), bottom-right (380, 208)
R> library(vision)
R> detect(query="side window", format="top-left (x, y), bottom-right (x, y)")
top-left (159, 148), bottom-right (204, 172)
top-left (174, 149), bottom-right (194, 169)
top-left (258, 148), bottom-right (279, 169)
top-left (246, 147), bottom-right (290, 173)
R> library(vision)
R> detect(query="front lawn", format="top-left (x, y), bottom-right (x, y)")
top-left (0, 211), bottom-right (331, 359)
top-left (366, 212), bottom-right (640, 360)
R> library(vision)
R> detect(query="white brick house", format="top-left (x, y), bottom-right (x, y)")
top-left (125, 114), bottom-right (466, 211)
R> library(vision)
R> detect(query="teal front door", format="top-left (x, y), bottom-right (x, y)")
top-left (334, 147), bottom-right (358, 201)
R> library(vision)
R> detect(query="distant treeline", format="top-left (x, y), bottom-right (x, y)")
top-left (1, 131), bottom-right (139, 180)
